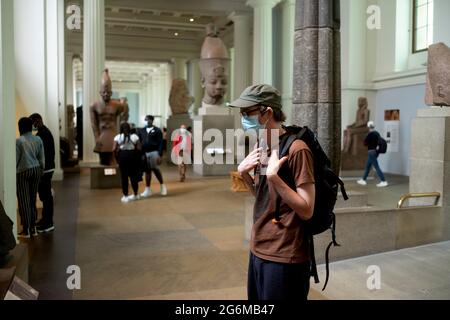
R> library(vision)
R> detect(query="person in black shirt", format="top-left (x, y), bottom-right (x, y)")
top-left (357, 121), bottom-right (388, 187)
top-left (30, 113), bottom-right (56, 232)
top-left (137, 115), bottom-right (167, 197)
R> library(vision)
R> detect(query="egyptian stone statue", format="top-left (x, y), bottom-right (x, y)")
top-left (343, 97), bottom-right (370, 153)
top-left (169, 79), bottom-right (194, 115)
top-left (199, 24), bottom-right (229, 108)
top-left (425, 42), bottom-right (450, 107)
top-left (90, 69), bottom-right (129, 166)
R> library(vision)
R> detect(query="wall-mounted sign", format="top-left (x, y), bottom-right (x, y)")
top-left (384, 110), bottom-right (400, 153)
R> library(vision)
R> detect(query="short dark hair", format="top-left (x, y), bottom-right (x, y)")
top-left (261, 105), bottom-right (286, 123)
top-left (145, 115), bottom-right (154, 121)
top-left (271, 107), bottom-right (286, 123)
top-left (29, 113), bottom-right (43, 122)
top-left (18, 117), bottom-right (33, 135)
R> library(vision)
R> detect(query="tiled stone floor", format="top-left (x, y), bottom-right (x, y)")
top-left (74, 165), bottom-right (250, 300)
top-left (29, 163), bottom-right (444, 300)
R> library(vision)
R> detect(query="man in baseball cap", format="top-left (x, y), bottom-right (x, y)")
top-left (230, 84), bottom-right (316, 301)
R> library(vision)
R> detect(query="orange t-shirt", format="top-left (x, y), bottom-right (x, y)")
top-left (251, 139), bottom-right (315, 264)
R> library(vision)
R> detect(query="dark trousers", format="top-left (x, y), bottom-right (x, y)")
top-left (363, 150), bottom-right (386, 181)
top-left (248, 253), bottom-right (311, 301)
top-left (118, 150), bottom-right (140, 196)
top-left (38, 171), bottom-right (54, 226)
top-left (17, 167), bottom-right (41, 231)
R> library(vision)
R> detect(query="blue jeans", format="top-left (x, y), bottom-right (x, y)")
top-left (363, 150), bottom-right (386, 181)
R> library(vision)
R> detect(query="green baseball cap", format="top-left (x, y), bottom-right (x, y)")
top-left (227, 84), bottom-right (282, 110)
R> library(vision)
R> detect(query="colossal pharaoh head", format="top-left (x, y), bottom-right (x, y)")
top-left (199, 24), bottom-right (229, 106)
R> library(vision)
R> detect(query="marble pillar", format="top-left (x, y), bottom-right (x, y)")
top-left (82, 0), bottom-right (105, 164)
top-left (228, 12), bottom-right (252, 129)
top-left (292, 0), bottom-right (342, 173)
top-left (410, 108), bottom-right (450, 239)
top-left (46, 0), bottom-right (63, 180)
top-left (172, 58), bottom-right (187, 81)
top-left (247, 0), bottom-right (281, 85)
top-left (187, 59), bottom-right (203, 115)
top-left (0, 0), bottom-right (17, 237)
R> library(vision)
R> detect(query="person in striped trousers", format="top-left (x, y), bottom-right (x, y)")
top-left (16, 117), bottom-right (45, 238)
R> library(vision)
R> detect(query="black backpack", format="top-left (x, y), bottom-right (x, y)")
top-left (377, 136), bottom-right (388, 154)
top-left (274, 126), bottom-right (348, 291)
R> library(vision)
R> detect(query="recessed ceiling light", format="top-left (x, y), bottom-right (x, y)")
top-left (189, 18), bottom-right (194, 22)
top-left (174, 32), bottom-right (179, 36)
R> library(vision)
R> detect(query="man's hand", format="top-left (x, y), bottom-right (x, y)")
top-left (266, 149), bottom-right (288, 178)
top-left (238, 147), bottom-right (262, 174)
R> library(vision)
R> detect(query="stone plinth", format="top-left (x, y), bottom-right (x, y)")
top-left (341, 128), bottom-right (369, 170)
top-left (166, 114), bottom-right (193, 165)
top-left (410, 108), bottom-right (450, 238)
top-left (192, 113), bottom-right (236, 176)
top-left (90, 165), bottom-right (121, 189)
top-left (198, 104), bottom-right (230, 116)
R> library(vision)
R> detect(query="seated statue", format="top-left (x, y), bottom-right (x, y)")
top-left (343, 97), bottom-right (370, 154)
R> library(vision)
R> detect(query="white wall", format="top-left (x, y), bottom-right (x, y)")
top-left (375, 84), bottom-right (428, 176)
top-left (433, 0), bottom-right (450, 45)
top-left (0, 0), bottom-right (17, 237)
top-left (340, 0), bottom-right (449, 176)
top-left (14, 0), bottom-right (47, 120)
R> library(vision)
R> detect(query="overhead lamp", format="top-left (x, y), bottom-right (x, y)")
top-left (174, 32), bottom-right (179, 36)
top-left (189, 18), bottom-right (194, 22)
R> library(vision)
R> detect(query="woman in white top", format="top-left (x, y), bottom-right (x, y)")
top-left (114, 122), bottom-right (142, 203)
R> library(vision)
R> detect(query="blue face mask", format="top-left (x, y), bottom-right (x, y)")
top-left (241, 115), bottom-right (264, 132)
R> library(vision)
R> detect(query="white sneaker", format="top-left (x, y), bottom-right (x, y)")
top-left (141, 188), bottom-right (152, 198)
top-left (128, 194), bottom-right (140, 201)
top-left (121, 196), bottom-right (129, 203)
top-left (160, 184), bottom-right (167, 196)
top-left (377, 181), bottom-right (388, 188)
top-left (357, 179), bottom-right (367, 186)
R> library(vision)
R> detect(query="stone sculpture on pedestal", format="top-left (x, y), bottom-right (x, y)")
top-left (90, 69), bottom-right (129, 166)
top-left (341, 97), bottom-right (370, 171)
top-left (425, 42), bottom-right (450, 107)
top-left (199, 24), bottom-right (229, 112)
top-left (169, 79), bottom-right (194, 115)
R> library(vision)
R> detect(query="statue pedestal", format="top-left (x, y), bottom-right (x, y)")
top-left (341, 128), bottom-right (369, 170)
top-left (410, 107), bottom-right (450, 238)
top-left (198, 103), bottom-right (231, 116)
top-left (89, 164), bottom-right (121, 189)
top-left (193, 111), bottom-right (236, 176)
top-left (166, 114), bottom-right (193, 165)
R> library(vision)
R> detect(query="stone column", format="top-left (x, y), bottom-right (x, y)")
top-left (57, 0), bottom-right (66, 139)
top-left (246, 0), bottom-right (281, 85)
top-left (46, 0), bottom-right (63, 180)
top-left (280, 0), bottom-right (295, 125)
top-left (0, 0), bottom-right (17, 237)
top-left (229, 12), bottom-right (252, 129)
top-left (410, 108), bottom-right (450, 239)
top-left (292, 0), bottom-right (341, 173)
top-left (228, 12), bottom-right (252, 98)
top-left (66, 53), bottom-right (75, 117)
top-left (187, 59), bottom-right (203, 115)
top-left (82, 0), bottom-right (105, 164)
top-left (172, 58), bottom-right (187, 80)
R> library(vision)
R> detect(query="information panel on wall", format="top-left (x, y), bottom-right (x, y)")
top-left (384, 109), bottom-right (400, 153)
